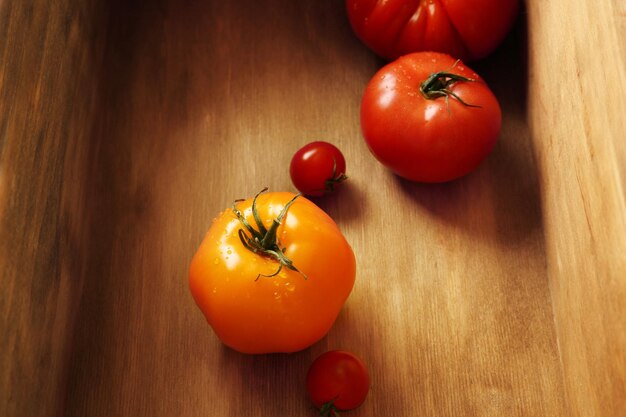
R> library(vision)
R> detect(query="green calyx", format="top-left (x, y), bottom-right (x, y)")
top-left (323, 158), bottom-right (348, 194)
top-left (319, 400), bottom-right (340, 417)
top-left (419, 60), bottom-right (481, 108)
top-left (232, 188), bottom-right (307, 281)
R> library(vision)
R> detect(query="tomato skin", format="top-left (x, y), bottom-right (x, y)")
top-left (346, 0), bottom-right (519, 61)
top-left (189, 192), bottom-right (356, 354)
top-left (290, 141), bottom-right (347, 197)
top-left (306, 350), bottom-right (370, 412)
top-left (360, 51), bottom-right (501, 183)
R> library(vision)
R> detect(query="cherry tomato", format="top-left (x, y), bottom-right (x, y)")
top-left (290, 141), bottom-right (348, 197)
top-left (346, 0), bottom-right (519, 61)
top-left (189, 189), bottom-right (356, 354)
top-left (306, 350), bottom-right (370, 415)
top-left (360, 51), bottom-right (501, 183)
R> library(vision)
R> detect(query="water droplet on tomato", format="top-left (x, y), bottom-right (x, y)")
top-left (213, 258), bottom-right (219, 265)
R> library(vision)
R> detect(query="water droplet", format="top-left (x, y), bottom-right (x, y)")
top-left (273, 291), bottom-right (281, 300)
top-left (279, 271), bottom-right (287, 278)
top-left (213, 258), bottom-right (219, 265)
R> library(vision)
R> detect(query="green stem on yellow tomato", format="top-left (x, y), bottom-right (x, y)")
top-left (232, 188), bottom-right (307, 281)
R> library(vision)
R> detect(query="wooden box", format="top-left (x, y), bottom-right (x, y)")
top-left (2, 1), bottom-right (624, 416)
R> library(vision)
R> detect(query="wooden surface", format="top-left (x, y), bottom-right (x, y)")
top-left (0, 1), bottom-right (624, 416)
top-left (1, 0), bottom-right (108, 416)
top-left (526, 1), bottom-right (626, 416)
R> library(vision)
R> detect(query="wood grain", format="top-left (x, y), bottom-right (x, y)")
top-left (0, 0), bottom-right (623, 416)
top-left (526, 0), bottom-right (626, 415)
top-left (0, 0), bottom-right (108, 416)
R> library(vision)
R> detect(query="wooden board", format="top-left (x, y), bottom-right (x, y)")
top-left (1, 1), bottom-right (624, 416)
top-left (526, 1), bottom-right (626, 415)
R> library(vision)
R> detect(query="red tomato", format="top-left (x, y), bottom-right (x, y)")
top-left (346, 0), bottom-right (519, 61)
top-left (360, 51), bottom-right (501, 183)
top-left (290, 141), bottom-right (347, 197)
top-left (306, 351), bottom-right (370, 415)
top-left (189, 190), bottom-right (356, 354)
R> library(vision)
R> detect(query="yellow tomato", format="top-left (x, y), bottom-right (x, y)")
top-left (189, 190), bottom-right (356, 354)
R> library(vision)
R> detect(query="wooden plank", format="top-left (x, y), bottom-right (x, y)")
top-left (0, 0), bottom-right (108, 416)
top-left (60, 1), bottom-right (564, 415)
top-left (2, 0), bottom-right (623, 416)
top-left (526, 0), bottom-right (626, 415)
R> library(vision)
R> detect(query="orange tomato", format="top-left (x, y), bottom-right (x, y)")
top-left (189, 189), bottom-right (356, 354)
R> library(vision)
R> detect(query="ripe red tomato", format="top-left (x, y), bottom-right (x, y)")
top-left (306, 350), bottom-right (370, 415)
top-left (290, 141), bottom-right (347, 197)
top-left (360, 51), bottom-right (501, 183)
top-left (346, 0), bottom-right (519, 61)
top-left (189, 189), bottom-right (356, 354)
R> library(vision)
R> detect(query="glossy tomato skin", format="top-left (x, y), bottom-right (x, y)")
top-left (346, 0), bottom-right (519, 61)
top-left (306, 350), bottom-right (370, 411)
top-left (290, 141), bottom-right (347, 197)
top-left (189, 192), bottom-right (356, 354)
top-left (360, 52), bottom-right (501, 183)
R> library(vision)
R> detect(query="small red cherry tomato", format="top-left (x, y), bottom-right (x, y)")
top-left (306, 350), bottom-right (370, 415)
top-left (290, 141), bottom-right (347, 197)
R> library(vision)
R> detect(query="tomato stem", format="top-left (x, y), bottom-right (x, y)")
top-left (232, 188), bottom-right (307, 281)
top-left (251, 188), bottom-right (268, 235)
top-left (419, 61), bottom-right (481, 109)
top-left (319, 400), bottom-right (340, 417)
top-left (323, 157), bottom-right (348, 194)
